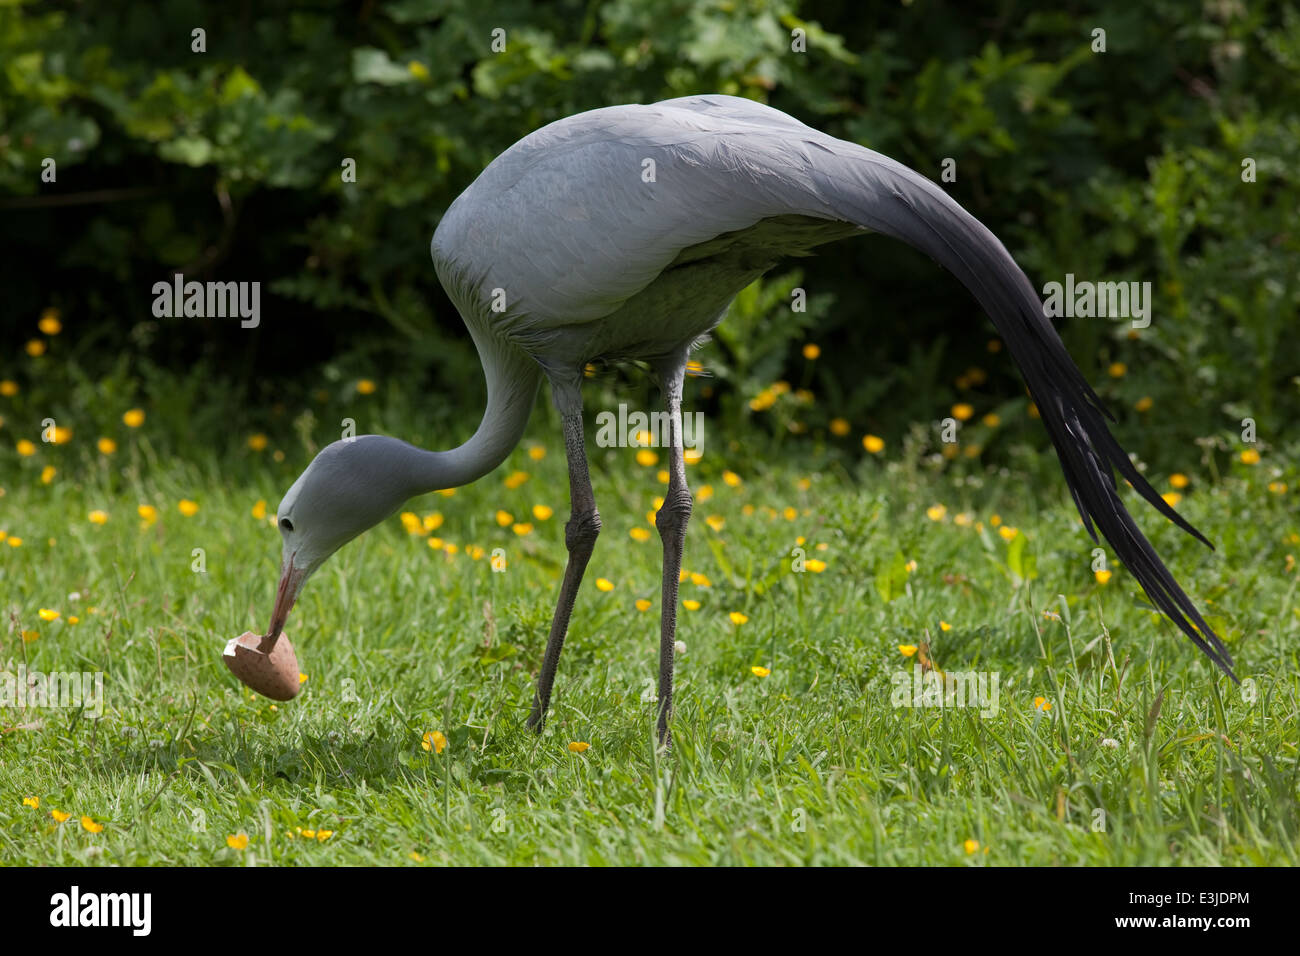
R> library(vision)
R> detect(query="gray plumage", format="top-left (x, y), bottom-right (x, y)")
top-left (270, 95), bottom-right (1233, 744)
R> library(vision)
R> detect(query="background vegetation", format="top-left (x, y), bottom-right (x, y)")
top-left (2, 0), bottom-right (1297, 468)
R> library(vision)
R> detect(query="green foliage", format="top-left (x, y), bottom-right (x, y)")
top-left (1, 0), bottom-right (1297, 469)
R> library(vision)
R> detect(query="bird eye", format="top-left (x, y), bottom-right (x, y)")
top-left (279, 517), bottom-right (294, 532)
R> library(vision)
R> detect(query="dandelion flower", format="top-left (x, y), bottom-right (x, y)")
top-left (0, 380), bottom-right (18, 396)
top-left (251, 499), bottom-right (266, 520)
top-left (805, 558), bottom-right (827, 572)
top-left (356, 379), bottom-right (376, 395)
top-left (422, 731), bottom-right (447, 754)
top-left (926, 504), bottom-right (947, 522)
top-left (97, 437), bottom-right (117, 455)
top-left (1033, 696), bottom-right (1052, 712)
top-left (862, 434), bottom-right (884, 454)
top-left (178, 499), bottom-right (199, 516)
top-left (495, 510), bottom-right (513, 527)
top-left (998, 526), bottom-right (1018, 541)
top-left (1094, 569), bottom-right (1112, 585)
top-left (40, 465), bottom-right (56, 484)
top-left (51, 809), bottom-right (70, 823)
top-left (939, 620), bottom-right (952, 632)
top-left (568, 741), bottom-right (590, 753)
top-left (504, 470), bottom-right (529, 489)
top-left (1161, 492), bottom-right (1182, 507)
top-left (1240, 449), bottom-right (1261, 465)
top-left (963, 839), bottom-right (979, 855)
top-left (705, 515), bottom-right (724, 532)
top-left (511, 522), bottom-right (533, 536)
top-left (88, 510), bottom-right (109, 525)
top-left (227, 833), bottom-right (249, 850)
top-left (16, 439), bottom-right (36, 457)
top-left (635, 598), bottom-right (652, 612)
top-left (722, 470), bottom-right (742, 487)
top-left (635, 448), bottom-right (659, 467)
top-left (898, 644), bottom-right (918, 657)
top-left (750, 665), bottom-right (771, 677)
top-left (595, 578), bottom-right (614, 592)
top-left (527, 445), bottom-right (545, 460)
top-left (951, 403), bottom-right (974, 422)
top-left (26, 339), bottom-right (46, 357)
top-left (630, 526), bottom-right (652, 542)
top-left (123, 408), bottom-right (145, 427)
top-left (729, 611), bottom-right (748, 625)
top-left (682, 599), bottom-right (700, 611)
top-left (1135, 396), bottom-right (1153, 412)
top-left (38, 608), bottom-right (59, 621)
top-left (81, 816), bottom-right (104, 833)
top-left (248, 433), bottom-right (268, 451)
top-left (1108, 362), bottom-right (1127, 378)
top-left (23, 796), bottom-right (40, 809)
top-left (531, 504), bottom-right (553, 521)
top-left (802, 343), bottom-right (821, 360)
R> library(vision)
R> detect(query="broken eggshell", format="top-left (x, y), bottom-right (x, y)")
top-left (223, 631), bottom-right (301, 701)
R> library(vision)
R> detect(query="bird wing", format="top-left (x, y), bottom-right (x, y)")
top-left (432, 94), bottom-right (1233, 679)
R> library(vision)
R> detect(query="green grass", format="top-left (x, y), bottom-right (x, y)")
top-left (2, 407), bottom-right (1298, 866)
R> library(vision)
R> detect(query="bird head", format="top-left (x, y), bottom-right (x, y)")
top-left (266, 436), bottom-right (416, 640)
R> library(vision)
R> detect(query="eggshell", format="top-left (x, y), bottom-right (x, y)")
top-left (223, 631), bottom-right (301, 701)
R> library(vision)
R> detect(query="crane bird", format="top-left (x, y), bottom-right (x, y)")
top-left (266, 94), bottom-right (1235, 745)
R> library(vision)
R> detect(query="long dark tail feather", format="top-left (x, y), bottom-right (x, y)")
top-left (826, 154), bottom-right (1236, 681)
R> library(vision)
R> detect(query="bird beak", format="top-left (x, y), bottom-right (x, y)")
top-left (266, 553), bottom-right (305, 646)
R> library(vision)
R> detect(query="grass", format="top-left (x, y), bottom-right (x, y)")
top-left (2, 397), bottom-right (1298, 866)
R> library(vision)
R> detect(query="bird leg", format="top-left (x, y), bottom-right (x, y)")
top-left (527, 403), bottom-right (600, 732)
top-left (653, 365), bottom-right (692, 747)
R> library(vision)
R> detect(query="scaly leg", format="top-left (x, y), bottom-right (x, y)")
top-left (527, 388), bottom-right (600, 733)
top-left (654, 355), bottom-right (692, 747)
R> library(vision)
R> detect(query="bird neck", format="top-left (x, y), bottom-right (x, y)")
top-left (413, 324), bottom-right (543, 493)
